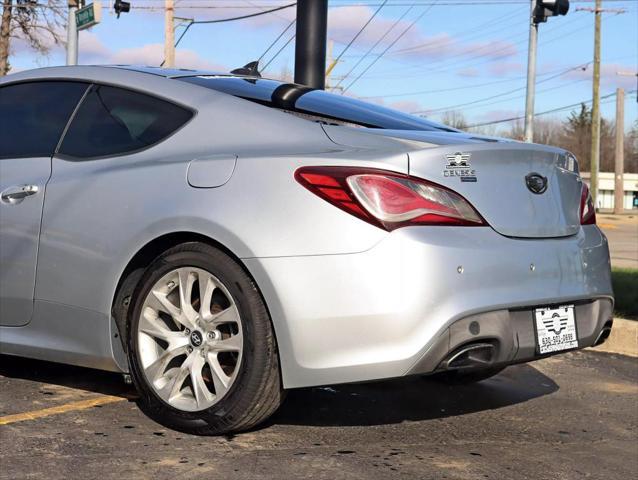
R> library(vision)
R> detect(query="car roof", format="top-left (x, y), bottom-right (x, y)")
top-left (106, 65), bottom-right (238, 79)
top-left (0, 64), bottom-right (261, 84)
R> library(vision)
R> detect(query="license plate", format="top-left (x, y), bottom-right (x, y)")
top-left (534, 305), bottom-right (578, 354)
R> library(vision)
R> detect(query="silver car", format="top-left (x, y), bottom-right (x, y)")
top-left (0, 66), bottom-right (613, 434)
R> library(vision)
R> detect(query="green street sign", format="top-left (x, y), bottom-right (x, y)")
top-left (76, 2), bottom-right (102, 31)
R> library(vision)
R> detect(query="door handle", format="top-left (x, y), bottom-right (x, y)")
top-left (1, 185), bottom-right (39, 204)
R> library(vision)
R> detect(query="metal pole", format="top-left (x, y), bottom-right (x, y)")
top-left (523, 0), bottom-right (538, 143)
top-left (614, 88), bottom-right (625, 214)
top-left (294, 0), bottom-right (328, 89)
top-left (164, 0), bottom-right (175, 68)
top-left (590, 0), bottom-right (601, 209)
top-left (66, 0), bottom-right (78, 66)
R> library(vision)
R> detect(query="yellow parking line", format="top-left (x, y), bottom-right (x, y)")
top-left (598, 223), bottom-right (617, 229)
top-left (0, 395), bottom-right (126, 426)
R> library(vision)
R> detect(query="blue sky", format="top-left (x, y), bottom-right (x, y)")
top-left (11, 0), bottom-right (638, 130)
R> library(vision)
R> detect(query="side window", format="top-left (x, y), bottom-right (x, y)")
top-left (59, 85), bottom-right (193, 159)
top-left (0, 81), bottom-right (89, 159)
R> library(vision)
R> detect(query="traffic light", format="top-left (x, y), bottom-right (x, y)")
top-left (114, 0), bottom-right (131, 18)
top-left (534, 0), bottom-right (569, 23)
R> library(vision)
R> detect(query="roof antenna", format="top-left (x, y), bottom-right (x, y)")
top-left (230, 61), bottom-right (261, 77)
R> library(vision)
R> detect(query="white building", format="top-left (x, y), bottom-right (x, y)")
top-left (580, 172), bottom-right (638, 210)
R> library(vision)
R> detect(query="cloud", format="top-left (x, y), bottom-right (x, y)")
top-left (564, 62), bottom-right (637, 90)
top-left (474, 109), bottom-right (522, 124)
top-left (362, 94), bottom-right (427, 114)
top-left (143, 3), bottom-right (295, 27)
top-left (78, 31), bottom-right (225, 70)
top-left (389, 99), bottom-right (424, 113)
top-left (325, 6), bottom-right (519, 64)
top-left (488, 61), bottom-right (524, 77)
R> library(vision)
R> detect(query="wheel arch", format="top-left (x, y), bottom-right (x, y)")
top-left (110, 231), bottom-right (277, 357)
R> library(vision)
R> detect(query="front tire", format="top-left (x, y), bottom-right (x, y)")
top-left (127, 242), bottom-right (283, 435)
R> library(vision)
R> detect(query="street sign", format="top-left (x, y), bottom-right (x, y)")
top-left (76, 2), bottom-right (102, 31)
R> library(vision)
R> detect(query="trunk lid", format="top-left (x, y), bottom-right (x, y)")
top-left (408, 143), bottom-right (582, 238)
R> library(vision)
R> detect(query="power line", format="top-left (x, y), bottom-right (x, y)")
top-left (415, 63), bottom-right (591, 114)
top-left (262, 34), bottom-right (296, 70)
top-left (375, 52), bottom-right (636, 99)
top-left (367, 11), bottom-right (591, 79)
top-left (160, 2), bottom-right (296, 66)
top-left (465, 89), bottom-right (637, 128)
top-left (387, 6), bottom-right (525, 57)
top-left (342, 2), bottom-right (440, 93)
top-left (437, 77), bottom-right (589, 115)
top-left (331, 5), bottom-right (416, 90)
top-left (330, 0), bottom-right (389, 67)
top-left (257, 18), bottom-right (296, 63)
top-left (128, 0), bottom-right (637, 5)
top-left (364, 12), bottom-right (604, 82)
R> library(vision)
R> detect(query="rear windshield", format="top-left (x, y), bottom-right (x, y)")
top-left (178, 76), bottom-right (454, 132)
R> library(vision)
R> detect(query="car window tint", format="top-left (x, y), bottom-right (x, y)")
top-left (295, 90), bottom-right (456, 132)
top-left (0, 81), bottom-right (89, 159)
top-left (178, 76), bottom-right (454, 132)
top-left (59, 85), bottom-right (193, 159)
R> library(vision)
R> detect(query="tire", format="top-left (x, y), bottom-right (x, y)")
top-left (127, 242), bottom-right (284, 435)
top-left (428, 366), bottom-right (505, 385)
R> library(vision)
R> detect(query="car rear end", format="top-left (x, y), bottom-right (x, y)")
top-left (176, 74), bottom-right (613, 389)
top-left (245, 138), bottom-right (613, 389)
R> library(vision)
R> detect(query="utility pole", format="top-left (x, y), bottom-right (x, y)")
top-left (576, 3), bottom-right (625, 208)
top-left (617, 70), bottom-right (638, 103)
top-left (66, 0), bottom-right (79, 65)
top-left (589, 0), bottom-right (602, 209)
top-left (523, 1), bottom-right (538, 143)
top-left (614, 88), bottom-right (625, 214)
top-left (164, 0), bottom-right (175, 68)
top-left (523, 0), bottom-right (570, 143)
top-left (325, 39), bottom-right (334, 90)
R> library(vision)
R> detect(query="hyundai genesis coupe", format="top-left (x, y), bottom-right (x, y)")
top-left (0, 65), bottom-right (614, 434)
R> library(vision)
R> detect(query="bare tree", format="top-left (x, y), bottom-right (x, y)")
top-left (441, 110), bottom-right (468, 130)
top-left (0, 0), bottom-right (67, 76)
top-left (624, 119), bottom-right (638, 174)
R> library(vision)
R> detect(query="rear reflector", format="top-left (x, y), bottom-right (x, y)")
top-left (295, 166), bottom-right (487, 231)
top-left (580, 182), bottom-right (596, 225)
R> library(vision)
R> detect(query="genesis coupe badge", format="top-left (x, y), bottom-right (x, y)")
top-left (525, 173), bottom-right (548, 194)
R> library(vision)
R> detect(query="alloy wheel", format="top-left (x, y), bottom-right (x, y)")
top-left (137, 267), bottom-right (243, 412)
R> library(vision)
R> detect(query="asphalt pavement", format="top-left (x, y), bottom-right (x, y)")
top-left (1, 351), bottom-right (636, 480)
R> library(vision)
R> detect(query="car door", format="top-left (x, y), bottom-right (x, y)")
top-left (0, 81), bottom-right (89, 327)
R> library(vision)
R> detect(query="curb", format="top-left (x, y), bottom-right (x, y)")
top-left (590, 318), bottom-right (638, 357)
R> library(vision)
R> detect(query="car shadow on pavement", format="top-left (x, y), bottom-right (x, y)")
top-left (0, 355), bottom-right (558, 428)
top-left (0, 355), bottom-right (136, 399)
top-left (270, 364), bottom-right (559, 427)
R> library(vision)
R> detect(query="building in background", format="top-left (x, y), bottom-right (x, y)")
top-left (581, 172), bottom-right (638, 210)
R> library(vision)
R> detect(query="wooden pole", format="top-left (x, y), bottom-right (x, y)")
top-left (614, 88), bottom-right (625, 214)
top-left (164, 0), bottom-right (175, 68)
top-left (589, 0), bottom-right (602, 209)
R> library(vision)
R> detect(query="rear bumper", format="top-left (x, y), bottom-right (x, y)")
top-left (407, 298), bottom-right (614, 376)
top-left (244, 225), bottom-right (613, 389)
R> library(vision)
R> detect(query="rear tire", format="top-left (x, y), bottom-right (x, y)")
top-left (127, 242), bottom-right (283, 435)
top-left (428, 366), bottom-right (505, 385)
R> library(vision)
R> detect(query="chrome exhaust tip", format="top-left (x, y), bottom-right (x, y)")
top-left (594, 320), bottom-right (614, 347)
top-left (440, 342), bottom-right (496, 370)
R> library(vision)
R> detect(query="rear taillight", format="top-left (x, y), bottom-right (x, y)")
top-left (295, 166), bottom-right (487, 231)
top-left (580, 182), bottom-right (596, 225)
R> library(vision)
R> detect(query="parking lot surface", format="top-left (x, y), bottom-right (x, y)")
top-left (0, 351), bottom-right (636, 480)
